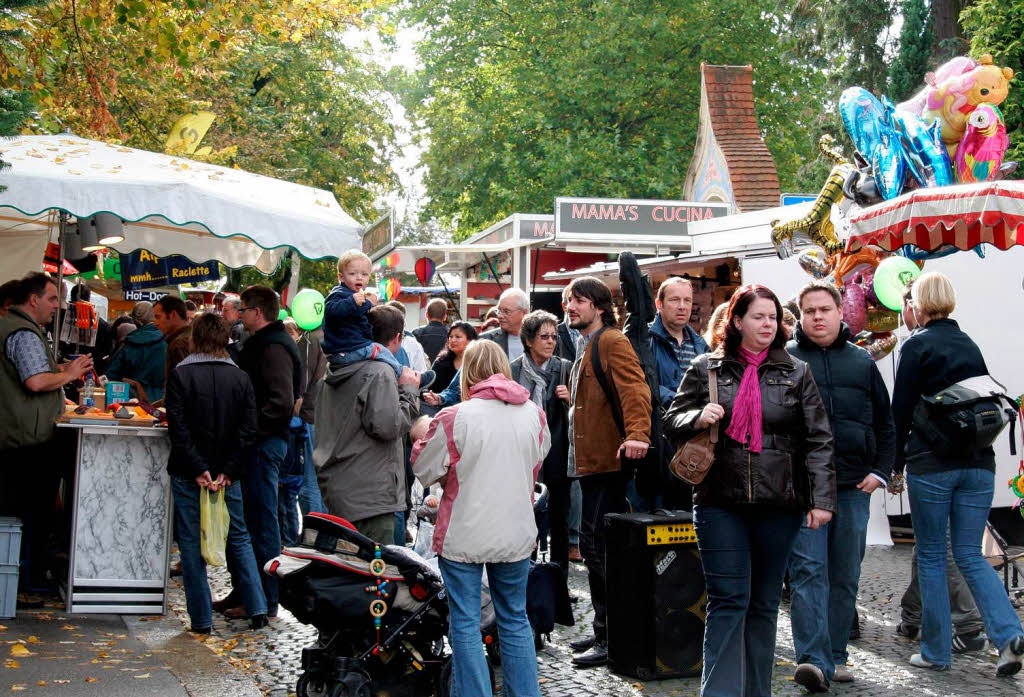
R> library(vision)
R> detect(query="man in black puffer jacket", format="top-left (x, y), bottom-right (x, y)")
top-left (785, 281), bottom-right (896, 692)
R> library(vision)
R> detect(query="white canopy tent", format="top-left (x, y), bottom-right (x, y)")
top-left (0, 134), bottom-right (364, 282)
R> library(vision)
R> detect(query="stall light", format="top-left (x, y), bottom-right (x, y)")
top-left (94, 212), bottom-right (125, 246)
top-left (77, 217), bottom-right (102, 252)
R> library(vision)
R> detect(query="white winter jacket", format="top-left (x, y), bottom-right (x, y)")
top-left (410, 373), bottom-right (551, 563)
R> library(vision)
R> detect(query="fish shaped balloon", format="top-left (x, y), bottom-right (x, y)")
top-left (797, 248), bottom-right (831, 279)
top-left (889, 103), bottom-right (954, 188)
top-left (955, 103), bottom-right (1009, 184)
top-left (840, 87), bottom-right (907, 200)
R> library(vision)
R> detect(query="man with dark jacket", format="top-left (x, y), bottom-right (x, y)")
top-left (315, 305), bottom-right (420, 544)
top-left (219, 285), bottom-right (301, 619)
top-left (565, 277), bottom-right (652, 668)
top-left (786, 281), bottom-right (896, 691)
top-left (154, 295), bottom-right (191, 380)
top-left (105, 301), bottom-right (167, 401)
top-left (412, 298), bottom-right (449, 363)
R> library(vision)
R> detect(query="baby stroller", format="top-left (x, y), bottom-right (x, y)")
top-left (266, 513), bottom-right (496, 697)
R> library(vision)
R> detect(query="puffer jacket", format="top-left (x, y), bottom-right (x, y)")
top-left (663, 347), bottom-right (836, 513)
top-left (410, 374), bottom-right (551, 563)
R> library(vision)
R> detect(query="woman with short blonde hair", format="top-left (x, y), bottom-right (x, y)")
top-left (459, 339), bottom-right (512, 396)
top-left (910, 272), bottom-right (956, 320)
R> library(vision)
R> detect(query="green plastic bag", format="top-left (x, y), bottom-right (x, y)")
top-left (200, 487), bottom-right (230, 567)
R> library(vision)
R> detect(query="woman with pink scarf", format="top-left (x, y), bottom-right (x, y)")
top-left (664, 284), bottom-right (835, 697)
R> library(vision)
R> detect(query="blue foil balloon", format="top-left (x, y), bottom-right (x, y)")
top-left (840, 87), bottom-right (906, 200)
top-left (889, 102), bottom-right (954, 188)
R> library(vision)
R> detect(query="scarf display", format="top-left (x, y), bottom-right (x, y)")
top-left (725, 346), bottom-right (769, 453)
top-left (518, 354), bottom-right (553, 406)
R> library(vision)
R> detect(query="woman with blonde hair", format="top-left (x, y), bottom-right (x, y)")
top-left (412, 340), bottom-right (551, 696)
top-left (704, 302), bottom-right (730, 350)
top-left (891, 271), bottom-right (1024, 675)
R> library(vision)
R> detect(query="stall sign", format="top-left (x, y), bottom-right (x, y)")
top-left (120, 250), bottom-right (219, 291)
top-left (123, 289), bottom-right (170, 302)
top-left (362, 210), bottom-right (394, 261)
top-left (555, 197), bottom-right (728, 246)
top-left (517, 215), bottom-right (555, 241)
top-left (781, 193), bottom-right (817, 206)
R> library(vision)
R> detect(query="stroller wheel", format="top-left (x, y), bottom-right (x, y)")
top-left (296, 673), bottom-right (329, 697)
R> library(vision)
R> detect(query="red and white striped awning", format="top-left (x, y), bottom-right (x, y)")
top-left (845, 181), bottom-right (1024, 253)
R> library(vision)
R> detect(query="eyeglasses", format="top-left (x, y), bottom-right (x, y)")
top-left (495, 307), bottom-right (523, 316)
top-left (240, 306), bottom-right (258, 313)
top-left (537, 333), bottom-right (557, 340)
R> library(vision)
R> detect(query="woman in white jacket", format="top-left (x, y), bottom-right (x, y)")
top-left (411, 340), bottom-right (551, 697)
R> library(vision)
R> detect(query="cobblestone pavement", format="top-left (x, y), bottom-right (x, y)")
top-left (168, 543), bottom-right (1024, 696)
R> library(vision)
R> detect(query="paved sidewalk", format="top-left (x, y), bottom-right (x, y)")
top-left (166, 543), bottom-right (1024, 696)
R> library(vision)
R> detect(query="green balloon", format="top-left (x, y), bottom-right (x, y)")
top-left (873, 256), bottom-right (922, 311)
top-left (278, 308), bottom-right (289, 320)
top-left (291, 288), bottom-right (326, 331)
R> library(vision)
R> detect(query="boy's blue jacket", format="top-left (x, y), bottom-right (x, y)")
top-left (322, 283), bottom-right (373, 354)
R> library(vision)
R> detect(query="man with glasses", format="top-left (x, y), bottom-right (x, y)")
top-left (423, 287), bottom-right (530, 407)
top-left (214, 286), bottom-right (301, 620)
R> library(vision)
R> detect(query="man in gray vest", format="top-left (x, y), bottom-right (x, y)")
top-left (0, 272), bottom-right (93, 592)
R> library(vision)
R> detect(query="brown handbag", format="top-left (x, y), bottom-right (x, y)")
top-left (669, 369), bottom-right (719, 486)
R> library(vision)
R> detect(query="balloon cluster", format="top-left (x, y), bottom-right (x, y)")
top-left (796, 247), bottom-right (922, 361)
top-left (841, 54), bottom-right (1015, 206)
top-left (377, 251), bottom-right (402, 270)
top-left (376, 277), bottom-right (402, 302)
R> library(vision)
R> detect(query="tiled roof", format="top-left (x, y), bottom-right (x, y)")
top-left (701, 63), bottom-right (781, 211)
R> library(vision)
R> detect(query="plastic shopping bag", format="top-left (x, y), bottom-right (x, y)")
top-left (200, 487), bottom-right (230, 566)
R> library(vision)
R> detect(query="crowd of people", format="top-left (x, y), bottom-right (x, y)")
top-left (2, 251), bottom-right (1024, 697)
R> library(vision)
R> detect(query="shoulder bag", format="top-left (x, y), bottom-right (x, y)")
top-left (668, 368), bottom-right (718, 485)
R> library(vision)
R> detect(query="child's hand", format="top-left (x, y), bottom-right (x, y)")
top-left (353, 292), bottom-right (365, 306)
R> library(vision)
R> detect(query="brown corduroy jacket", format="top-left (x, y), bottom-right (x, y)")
top-left (571, 327), bottom-right (652, 476)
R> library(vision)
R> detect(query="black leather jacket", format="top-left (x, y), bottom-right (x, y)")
top-left (663, 347), bottom-right (836, 513)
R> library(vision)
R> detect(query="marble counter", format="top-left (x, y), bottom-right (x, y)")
top-left (59, 424), bottom-right (171, 614)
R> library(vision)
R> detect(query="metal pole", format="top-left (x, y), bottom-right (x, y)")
top-left (53, 212), bottom-right (68, 360)
top-left (481, 252), bottom-right (505, 293)
top-left (437, 273), bottom-right (462, 320)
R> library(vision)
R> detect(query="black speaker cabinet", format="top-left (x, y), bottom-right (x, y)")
top-left (604, 510), bottom-right (705, 681)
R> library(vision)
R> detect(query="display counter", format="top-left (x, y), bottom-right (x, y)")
top-left (57, 423), bottom-right (171, 614)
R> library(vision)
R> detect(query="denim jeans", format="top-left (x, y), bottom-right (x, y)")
top-left (908, 468), bottom-right (1024, 666)
top-left (439, 557), bottom-right (538, 697)
top-left (240, 436), bottom-right (288, 613)
top-left (278, 487), bottom-right (300, 547)
top-left (580, 471), bottom-right (628, 642)
top-left (900, 538), bottom-right (983, 634)
top-left (693, 505), bottom-right (803, 697)
top-left (568, 479), bottom-right (582, 546)
top-left (788, 488), bottom-right (871, 678)
top-left (327, 342), bottom-right (403, 378)
top-left (297, 423), bottom-right (326, 517)
top-left (171, 478), bottom-right (267, 629)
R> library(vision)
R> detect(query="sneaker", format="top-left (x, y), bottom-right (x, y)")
top-left (996, 636), bottom-right (1024, 677)
top-left (909, 654), bottom-right (949, 671)
top-left (793, 664), bottom-right (829, 693)
top-left (418, 370), bottom-right (436, 391)
top-left (896, 622), bottom-right (920, 640)
top-left (833, 665), bottom-right (854, 683)
top-left (952, 630), bottom-right (987, 654)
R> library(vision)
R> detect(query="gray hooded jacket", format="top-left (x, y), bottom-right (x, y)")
top-left (314, 359), bottom-right (420, 522)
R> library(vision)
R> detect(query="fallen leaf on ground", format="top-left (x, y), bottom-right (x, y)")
top-left (134, 673), bottom-right (150, 679)
top-left (0, 625), bottom-right (6, 632)
top-left (25, 638), bottom-right (39, 644)
top-left (9, 646), bottom-right (30, 657)
top-left (10, 685), bottom-right (26, 691)
top-left (71, 634), bottom-right (85, 638)
top-left (35, 682), bottom-right (45, 686)
top-left (60, 625), bottom-right (77, 631)
top-left (4, 659), bottom-right (18, 668)
top-left (96, 652), bottom-right (109, 658)
top-left (84, 677), bottom-right (98, 683)
top-left (54, 679), bottom-right (70, 684)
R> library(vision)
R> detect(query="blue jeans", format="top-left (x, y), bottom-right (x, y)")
top-left (297, 423), bottom-right (325, 517)
top-left (568, 480), bottom-right (581, 546)
top-left (241, 436), bottom-right (288, 613)
top-left (171, 478), bottom-right (267, 629)
top-left (908, 468), bottom-right (1024, 666)
top-left (693, 505), bottom-right (803, 697)
top-left (789, 488), bottom-right (871, 678)
top-left (439, 557), bottom-right (538, 697)
top-left (328, 342), bottom-right (403, 378)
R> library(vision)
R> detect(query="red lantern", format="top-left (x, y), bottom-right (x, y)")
top-left (414, 257), bottom-right (436, 286)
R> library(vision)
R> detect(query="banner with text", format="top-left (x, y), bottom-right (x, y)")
top-left (555, 197), bottom-right (729, 247)
top-left (120, 250), bottom-right (220, 291)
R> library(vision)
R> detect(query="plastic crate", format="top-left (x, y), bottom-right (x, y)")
top-left (0, 517), bottom-right (22, 566)
top-left (0, 563), bottom-right (17, 619)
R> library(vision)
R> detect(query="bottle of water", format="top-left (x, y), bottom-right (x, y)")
top-left (82, 374), bottom-right (95, 408)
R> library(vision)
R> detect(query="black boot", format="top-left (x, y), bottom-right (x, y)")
top-left (569, 635), bottom-right (596, 652)
top-left (572, 641), bottom-right (608, 667)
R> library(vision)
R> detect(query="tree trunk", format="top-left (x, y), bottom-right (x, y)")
top-left (931, 0), bottom-right (968, 58)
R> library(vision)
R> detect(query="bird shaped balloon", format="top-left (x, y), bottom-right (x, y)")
top-left (955, 103), bottom-right (1009, 184)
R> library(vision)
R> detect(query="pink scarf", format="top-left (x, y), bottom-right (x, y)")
top-left (725, 346), bottom-right (769, 453)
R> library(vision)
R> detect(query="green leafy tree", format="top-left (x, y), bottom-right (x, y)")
top-left (962, 0), bottom-right (1024, 172)
top-left (402, 0), bottom-right (825, 237)
top-left (889, 0), bottom-right (935, 102)
top-left (0, 0), bottom-right (42, 193)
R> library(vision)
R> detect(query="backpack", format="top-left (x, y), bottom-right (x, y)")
top-left (912, 375), bottom-right (1018, 457)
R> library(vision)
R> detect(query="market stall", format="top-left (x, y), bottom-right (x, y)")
top-left (0, 134), bottom-right (364, 613)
